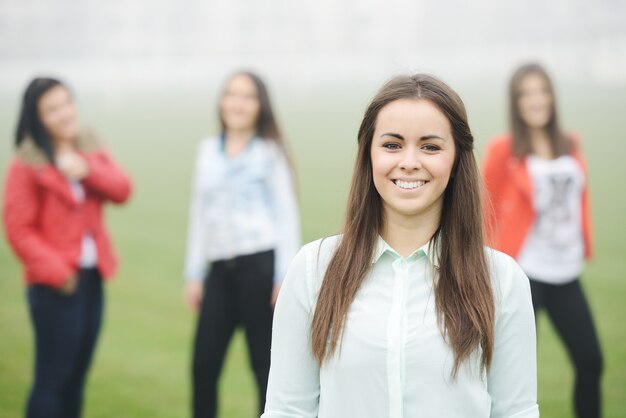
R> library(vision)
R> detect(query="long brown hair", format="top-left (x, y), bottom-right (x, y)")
top-left (311, 74), bottom-right (495, 376)
top-left (509, 63), bottom-right (573, 158)
top-left (219, 71), bottom-right (295, 171)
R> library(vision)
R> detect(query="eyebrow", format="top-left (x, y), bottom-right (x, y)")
top-left (380, 132), bottom-right (447, 141)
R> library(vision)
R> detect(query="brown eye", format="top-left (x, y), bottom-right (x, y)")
top-left (383, 143), bottom-right (401, 150)
top-left (422, 144), bottom-right (440, 152)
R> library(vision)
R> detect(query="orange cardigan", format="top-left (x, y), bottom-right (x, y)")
top-left (481, 134), bottom-right (593, 260)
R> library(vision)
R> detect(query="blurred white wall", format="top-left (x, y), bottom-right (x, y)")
top-left (1, 0), bottom-right (625, 96)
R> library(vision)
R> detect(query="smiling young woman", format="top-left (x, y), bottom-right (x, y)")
top-left (262, 74), bottom-right (539, 418)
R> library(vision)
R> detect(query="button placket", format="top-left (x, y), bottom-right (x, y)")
top-left (387, 258), bottom-right (407, 418)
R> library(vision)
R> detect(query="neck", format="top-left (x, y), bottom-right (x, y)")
top-left (527, 126), bottom-right (549, 141)
top-left (225, 128), bottom-right (256, 144)
top-left (527, 128), bottom-right (553, 159)
top-left (381, 206), bottom-right (441, 258)
top-left (224, 128), bottom-right (256, 157)
top-left (53, 136), bottom-right (74, 153)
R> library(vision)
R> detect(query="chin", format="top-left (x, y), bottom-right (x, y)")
top-left (65, 128), bottom-right (80, 139)
top-left (527, 116), bottom-right (551, 129)
top-left (394, 206), bottom-right (428, 218)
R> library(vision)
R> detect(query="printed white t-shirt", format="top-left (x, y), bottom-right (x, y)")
top-left (517, 155), bottom-right (585, 283)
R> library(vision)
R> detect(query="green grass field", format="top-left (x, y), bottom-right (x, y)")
top-left (1, 81), bottom-right (625, 417)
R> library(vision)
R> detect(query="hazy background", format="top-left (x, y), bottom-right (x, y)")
top-left (1, 1), bottom-right (625, 417)
top-left (2, 0), bottom-right (626, 94)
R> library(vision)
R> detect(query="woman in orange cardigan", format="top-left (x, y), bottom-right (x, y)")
top-left (482, 63), bottom-right (602, 418)
top-left (3, 77), bottom-right (132, 418)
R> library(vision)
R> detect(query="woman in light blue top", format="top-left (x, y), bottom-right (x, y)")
top-left (262, 74), bottom-right (539, 418)
top-left (184, 71), bottom-right (301, 418)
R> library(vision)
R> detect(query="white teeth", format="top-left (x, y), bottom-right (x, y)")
top-left (394, 180), bottom-right (426, 190)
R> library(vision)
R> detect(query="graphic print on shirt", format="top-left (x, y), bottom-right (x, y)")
top-left (534, 172), bottom-right (576, 250)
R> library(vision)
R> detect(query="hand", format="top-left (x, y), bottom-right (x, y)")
top-left (58, 275), bottom-right (78, 295)
top-left (185, 281), bottom-right (204, 313)
top-left (56, 151), bottom-right (89, 181)
top-left (271, 283), bottom-right (281, 307)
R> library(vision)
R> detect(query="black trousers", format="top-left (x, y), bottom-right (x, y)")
top-left (192, 250), bottom-right (274, 418)
top-left (530, 278), bottom-right (603, 418)
top-left (26, 268), bottom-right (104, 418)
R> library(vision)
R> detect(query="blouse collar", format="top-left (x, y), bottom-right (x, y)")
top-left (371, 235), bottom-right (441, 270)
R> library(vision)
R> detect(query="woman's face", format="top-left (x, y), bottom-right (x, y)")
top-left (370, 98), bottom-right (456, 222)
top-left (220, 74), bottom-right (261, 133)
top-left (517, 73), bottom-right (553, 130)
top-left (38, 85), bottom-right (79, 143)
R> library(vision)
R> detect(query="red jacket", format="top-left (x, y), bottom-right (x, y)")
top-left (482, 133), bottom-right (593, 260)
top-left (3, 130), bottom-right (132, 287)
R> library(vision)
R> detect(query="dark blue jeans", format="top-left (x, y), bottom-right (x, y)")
top-left (26, 268), bottom-right (104, 418)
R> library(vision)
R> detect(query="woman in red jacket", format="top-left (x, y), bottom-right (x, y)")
top-left (3, 77), bottom-right (132, 418)
top-left (482, 63), bottom-right (602, 418)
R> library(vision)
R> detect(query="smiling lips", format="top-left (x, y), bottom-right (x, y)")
top-left (393, 179), bottom-right (427, 190)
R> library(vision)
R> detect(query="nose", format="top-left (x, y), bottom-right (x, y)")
top-left (398, 148), bottom-right (422, 171)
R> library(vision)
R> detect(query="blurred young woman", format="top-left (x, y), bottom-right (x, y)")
top-left (262, 74), bottom-right (538, 418)
top-left (482, 63), bottom-right (603, 418)
top-left (3, 77), bottom-right (132, 418)
top-left (184, 71), bottom-right (300, 418)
